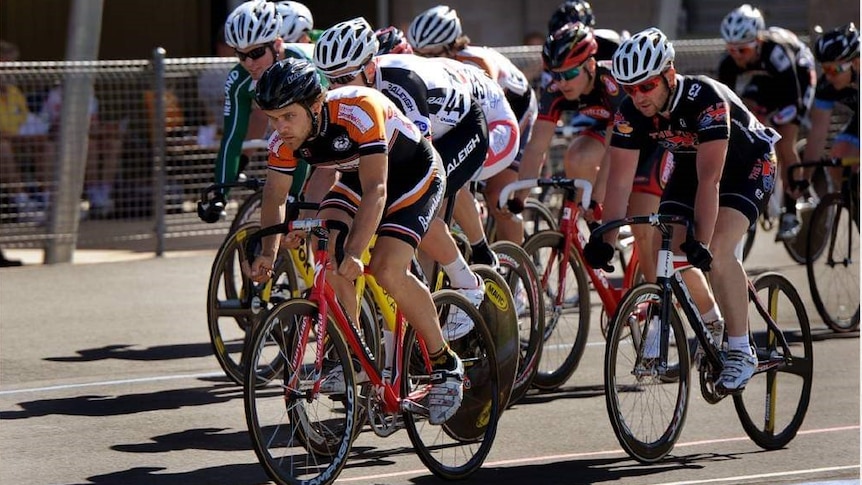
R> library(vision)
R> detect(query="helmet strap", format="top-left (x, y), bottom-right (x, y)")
top-left (361, 67), bottom-right (373, 87)
top-left (658, 72), bottom-right (675, 115)
top-left (305, 101), bottom-right (322, 138)
top-left (267, 43), bottom-right (279, 61)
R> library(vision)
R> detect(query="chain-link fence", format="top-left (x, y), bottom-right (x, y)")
top-left (0, 39), bottom-right (851, 261)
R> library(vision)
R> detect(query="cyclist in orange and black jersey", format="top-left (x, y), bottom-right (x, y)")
top-left (247, 58), bottom-right (465, 426)
top-left (718, 4), bottom-right (816, 240)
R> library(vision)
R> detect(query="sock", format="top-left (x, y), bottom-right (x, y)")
top-left (701, 305), bottom-right (723, 324)
top-left (727, 335), bottom-right (753, 354)
top-left (430, 344), bottom-right (456, 370)
top-left (443, 255), bottom-right (480, 289)
top-left (784, 192), bottom-right (797, 215)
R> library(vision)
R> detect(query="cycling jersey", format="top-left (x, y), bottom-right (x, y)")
top-left (718, 27), bottom-right (816, 125)
top-left (813, 72), bottom-right (859, 145)
top-left (611, 74), bottom-right (781, 223)
top-left (453, 45), bottom-right (535, 120)
top-left (215, 43), bottom-right (327, 195)
top-left (267, 86), bottom-right (444, 247)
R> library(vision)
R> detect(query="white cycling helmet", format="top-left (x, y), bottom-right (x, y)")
top-left (314, 17), bottom-right (379, 74)
top-left (407, 5), bottom-right (462, 50)
top-left (276, 1), bottom-right (313, 43)
top-left (612, 27), bottom-right (675, 85)
top-left (720, 4), bottom-right (765, 43)
top-left (224, 0), bottom-right (282, 50)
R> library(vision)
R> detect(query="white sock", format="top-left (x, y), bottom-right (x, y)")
top-left (443, 255), bottom-right (480, 289)
top-left (701, 304), bottom-right (722, 323)
top-left (727, 335), bottom-right (753, 354)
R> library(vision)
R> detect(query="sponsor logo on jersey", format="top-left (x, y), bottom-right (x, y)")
top-left (338, 103), bottom-right (374, 133)
top-left (686, 83), bottom-right (702, 100)
top-left (581, 106), bottom-right (611, 120)
top-left (332, 134), bottom-right (351, 151)
top-left (613, 111), bottom-right (634, 134)
top-left (223, 70), bottom-right (240, 116)
top-left (446, 133), bottom-right (481, 175)
top-left (650, 130), bottom-right (698, 150)
top-left (698, 103), bottom-right (728, 129)
top-left (299, 148), bottom-right (312, 158)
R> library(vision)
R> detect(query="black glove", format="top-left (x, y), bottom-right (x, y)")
top-left (583, 239), bottom-right (615, 272)
top-left (197, 193), bottom-right (226, 223)
top-left (680, 238), bottom-right (712, 271)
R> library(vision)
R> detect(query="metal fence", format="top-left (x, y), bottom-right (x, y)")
top-left (0, 39), bottom-right (850, 261)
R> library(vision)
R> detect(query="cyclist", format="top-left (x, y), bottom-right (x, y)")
top-left (246, 58), bottom-right (464, 425)
top-left (801, 23), bottom-right (859, 169)
top-left (717, 4), bottom-right (816, 241)
top-left (198, 0), bottom-right (325, 223)
top-left (407, 5), bottom-right (535, 245)
top-left (585, 28), bottom-right (781, 393)
top-left (313, 18), bottom-right (509, 296)
top-left (374, 25), bottom-right (413, 55)
top-left (274, 1), bottom-right (319, 43)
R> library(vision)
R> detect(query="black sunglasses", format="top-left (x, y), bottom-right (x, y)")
top-left (235, 45), bottom-right (269, 62)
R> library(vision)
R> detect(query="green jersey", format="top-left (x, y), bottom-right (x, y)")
top-left (214, 43), bottom-right (326, 196)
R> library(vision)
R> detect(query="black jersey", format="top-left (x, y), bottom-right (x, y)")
top-left (718, 27), bottom-right (815, 115)
top-left (611, 74), bottom-right (780, 163)
top-left (813, 72), bottom-right (859, 137)
top-left (537, 61), bottom-right (627, 126)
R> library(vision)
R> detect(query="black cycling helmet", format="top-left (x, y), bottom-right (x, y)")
top-left (547, 0), bottom-right (595, 33)
top-left (255, 58), bottom-right (322, 110)
top-left (814, 23), bottom-right (860, 63)
top-left (376, 26), bottom-right (414, 55)
top-left (543, 21), bottom-right (598, 70)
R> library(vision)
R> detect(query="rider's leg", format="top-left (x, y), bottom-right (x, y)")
top-left (627, 192), bottom-right (660, 282)
top-left (452, 187), bottom-right (498, 266)
top-left (775, 123), bottom-right (803, 240)
top-left (563, 133), bottom-right (607, 204)
top-left (482, 168), bottom-right (523, 244)
top-left (418, 217), bottom-right (482, 291)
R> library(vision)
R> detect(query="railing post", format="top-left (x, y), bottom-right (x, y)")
top-left (151, 47), bottom-right (167, 256)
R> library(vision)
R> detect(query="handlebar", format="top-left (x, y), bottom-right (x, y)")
top-left (244, 218), bottom-right (350, 267)
top-left (589, 213), bottom-right (694, 243)
top-left (498, 177), bottom-right (593, 213)
top-left (199, 177), bottom-right (264, 202)
top-left (787, 156), bottom-right (860, 178)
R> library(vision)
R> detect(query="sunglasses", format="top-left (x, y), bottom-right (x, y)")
top-left (621, 76), bottom-right (663, 96)
top-left (550, 64), bottom-right (584, 82)
top-left (726, 42), bottom-right (757, 55)
top-left (326, 65), bottom-right (366, 85)
top-left (415, 46), bottom-right (449, 58)
top-left (822, 62), bottom-right (854, 76)
top-left (235, 45), bottom-right (269, 62)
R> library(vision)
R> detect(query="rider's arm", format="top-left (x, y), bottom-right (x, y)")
top-left (214, 67), bottom-right (253, 186)
top-left (693, 139), bottom-right (727, 245)
top-left (600, 146), bottom-right (639, 244)
top-left (345, 153), bottom-right (387, 258)
top-left (802, 104), bottom-right (833, 163)
top-left (515, 118), bottom-right (556, 199)
top-left (259, 168), bottom-right (294, 257)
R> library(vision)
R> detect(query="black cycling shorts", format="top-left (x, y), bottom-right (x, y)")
top-left (433, 100), bottom-right (489, 197)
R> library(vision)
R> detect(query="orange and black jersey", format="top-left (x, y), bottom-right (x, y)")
top-left (267, 85), bottom-right (433, 185)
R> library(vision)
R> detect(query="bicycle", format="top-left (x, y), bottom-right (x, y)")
top-left (241, 218), bottom-right (501, 485)
top-left (597, 214), bottom-right (813, 463)
top-left (791, 156), bottom-right (860, 332)
top-left (501, 177), bottom-right (646, 390)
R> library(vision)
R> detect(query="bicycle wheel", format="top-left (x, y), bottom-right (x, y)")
top-left (806, 193), bottom-right (859, 332)
top-left (782, 167), bottom-right (834, 264)
top-left (228, 189), bottom-right (263, 235)
top-left (403, 289), bottom-right (500, 480)
top-left (523, 230), bottom-right (591, 390)
top-left (244, 299), bottom-right (356, 485)
top-left (490, 240), bottom-right (545, 405)
top-left (734, 272), bottom-right (813, 450)
top-left (522, 197), bottom-right (559, 238)
top-left (207, 222), bottom-right (295, 385)
top-left (604, 283), bottom-right (691, 463)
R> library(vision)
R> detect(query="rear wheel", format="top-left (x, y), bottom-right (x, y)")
top-left (734, 273), bottom-right (813, 449)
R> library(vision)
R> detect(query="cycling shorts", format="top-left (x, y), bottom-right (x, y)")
top-left (434, 101), bottom-right (489, 197)
top-left (632, 146), bottom-right (674, 197)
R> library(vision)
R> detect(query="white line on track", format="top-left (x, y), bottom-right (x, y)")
top-left (0, 371), bottom-right (225, 396)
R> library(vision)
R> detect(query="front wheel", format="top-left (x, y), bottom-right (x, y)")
top-left (604, 283), bottom-right (691, 463)
top-left (734, 272), bottom-right (813, 450)
top-left (403, 290), bottom-right (500, 480)
top-left (805, 193), bottom-right (859, 332)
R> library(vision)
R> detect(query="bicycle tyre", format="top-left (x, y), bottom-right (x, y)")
top-left (490, 240), bottom-right (545, 405)
top-left (604, 283), bottom-right (691, 463)
top-left (207, 222), bottom-right (295, 385)
top-left (243, 298), bottom-right (356, 485)
top-left (523, 230), bottom-right (591, 390)
top-left (805, 193), bottom-right (859, 332)
top-left (228, 189), bottom-right (263, 235)
top-left (782, 166), bottom-right (834, 264)
top-left (403, 289), bottom-right (500, 480)
top-left (734, 272), bottom-right (813, 450)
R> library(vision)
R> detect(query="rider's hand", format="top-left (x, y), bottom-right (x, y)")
top-left (583, 239), bottom-right (615, 272)
top-left (582, 199), bottom-right (603, 224)
top-left (197, 193), bottom-right (226, 223)
top-left (337, 253), bottom-right (364, 282)
top-left (680, 238), bottom-right (713, 271)
top-left (244, 253), bottom-right (275, 283)
top-left (281, 230), bottom-right (306, 250)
